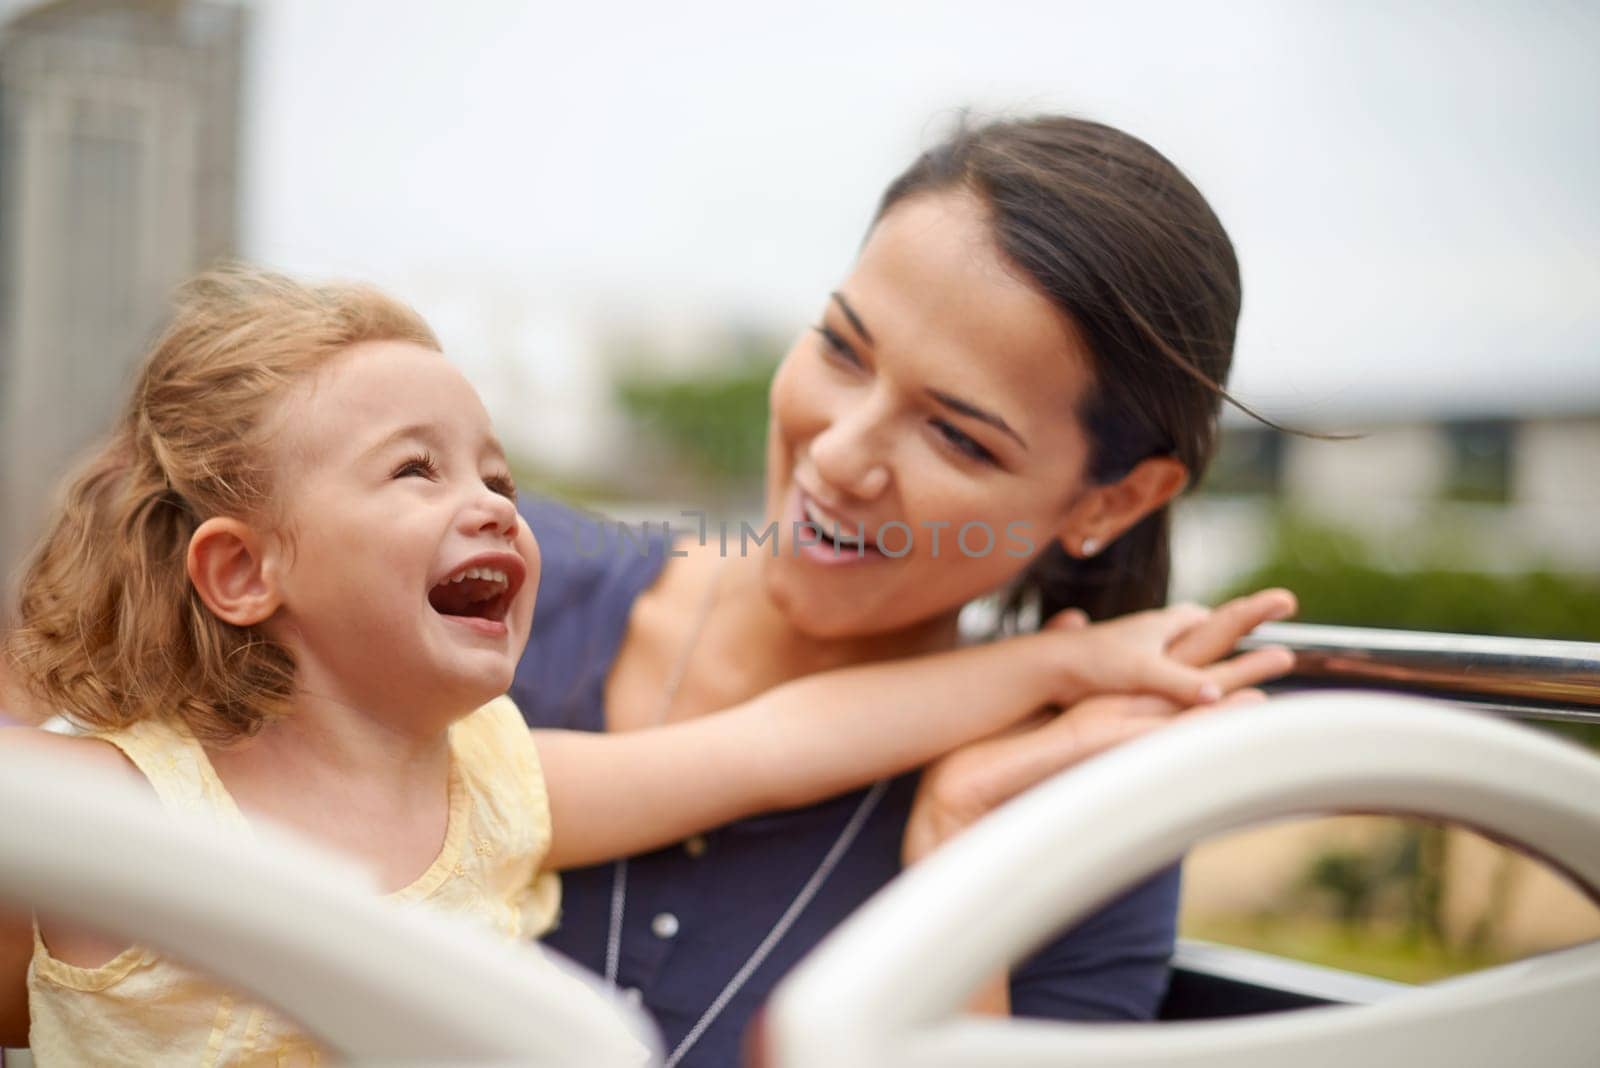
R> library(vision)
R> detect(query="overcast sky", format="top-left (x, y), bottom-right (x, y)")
top-left (13, 0), bottom-right (1599, 420)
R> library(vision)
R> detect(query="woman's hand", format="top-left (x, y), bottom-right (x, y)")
top-left (903, 588), bottom-right (1297, 866)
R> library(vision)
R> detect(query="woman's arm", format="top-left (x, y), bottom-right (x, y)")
top-left (1007, 865), bottom-right (1183, 1021)
top-left (0, 725), bottom-right (53, 1047)
top-left (0, 705), bottom-right (31, 1043)
top-left (536, 596), bottom-right (1289, 869)
top-left (0, 903), bottom-right (29, 1048)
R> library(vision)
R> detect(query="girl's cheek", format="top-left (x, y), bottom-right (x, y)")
top-left (520, 529), bottom-right (542, 597)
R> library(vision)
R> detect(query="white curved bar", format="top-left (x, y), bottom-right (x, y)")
top-left (766, 693), bottom-right (1600, 1068)
top-left (0, 746), bottom-right (655, 1064)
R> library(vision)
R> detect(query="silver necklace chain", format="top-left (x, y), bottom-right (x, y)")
top-left (604, 557), bottom-right (887, 1068)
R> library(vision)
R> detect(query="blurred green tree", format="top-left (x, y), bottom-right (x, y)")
top-left (1219, 513), bottom-right (1600, 642)
top-left (615, 338), bottom-right (778, 492)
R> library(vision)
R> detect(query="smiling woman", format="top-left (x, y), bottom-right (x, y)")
top-left (513, 114), bottom-right (1291, 1066)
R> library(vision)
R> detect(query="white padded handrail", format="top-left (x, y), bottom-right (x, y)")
top-left (0, 746), bottom-right (655, 1064)
top-left (765, 693), bottom-right (1600, 1068)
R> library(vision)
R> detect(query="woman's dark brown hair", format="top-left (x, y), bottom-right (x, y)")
top-left (875, 115), bottom-right (1245, 623)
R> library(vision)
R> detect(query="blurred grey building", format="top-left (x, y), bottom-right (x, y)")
top-left (1172, 404), bottom-right (1600, 601)
top-left (0, 0), bottom-right (244, 600)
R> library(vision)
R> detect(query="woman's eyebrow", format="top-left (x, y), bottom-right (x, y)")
top-left (830, 291), bottom-right (875, 345)
top-left (925, 388), bottom-right (1028, 451)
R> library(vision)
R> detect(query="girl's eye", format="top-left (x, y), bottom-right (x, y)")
top-left (485, 473), bottom-right (517, 502)
top-left (932, 419), bottom-right (997, 466)
top-left (813, 324), bottom-right (863, 368)
top-left (393, 453), bottom-right (439, 480)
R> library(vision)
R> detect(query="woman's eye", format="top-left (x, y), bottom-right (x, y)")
top-left (813, 324), bottom-right (863, 368)
top-left (933, 420), bottom-right (997, 465)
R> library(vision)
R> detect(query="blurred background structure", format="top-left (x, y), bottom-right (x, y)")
top-left (0, 0), bottom-right (1596, 984)
top-left (0, 0), bottom-right (245, 593)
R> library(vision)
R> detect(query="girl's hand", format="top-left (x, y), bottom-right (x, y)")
top-left (903, 588), bottom-right (1297, 866)
top-left (1020, 587), bottom-right (1294, 709)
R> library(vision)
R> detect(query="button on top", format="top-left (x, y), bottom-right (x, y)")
top-left (683, 834), bottom-right (708, 858)
top-left (651, 912), bottom-right (680, 939)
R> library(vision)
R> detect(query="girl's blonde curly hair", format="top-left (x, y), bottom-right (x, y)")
top-left (4, 265), bottom-right (439, 744)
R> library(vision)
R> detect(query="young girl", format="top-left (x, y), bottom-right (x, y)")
top-left (0, 267), bottom-right (1284, 1064)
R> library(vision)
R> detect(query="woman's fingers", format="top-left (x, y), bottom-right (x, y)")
top-left (961, 710), bottom-right (1159, 809)
top-left (1169, 588), bottom-right (1296, 666)
top-left (1184, 686), bottom-right (1269, 717)
top-left (1043, 607), bottom-right (1090, 631)
top-left (914, 682), bottom-right (1284, 856)
top-left (1139, 655), bottom-right (1224, 707)
top-left (1220, 687), bottom-right (1269, 708)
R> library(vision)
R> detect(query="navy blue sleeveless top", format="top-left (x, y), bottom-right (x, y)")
top-left (512, 495), bottom-right (1180, 1066)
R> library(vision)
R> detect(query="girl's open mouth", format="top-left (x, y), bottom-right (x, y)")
top-left (427, 555), bottom-right (525, 626)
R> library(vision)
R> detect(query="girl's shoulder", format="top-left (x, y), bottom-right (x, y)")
top-left (445, 697), bottom-right (561, 934)
top-left (451, 696), bottom-right (542, 779)
top-left (450, 696), bottom-right (551, 839)
top-left (2, 725), bottom-right (158, 983)
top-left (0, 725), bottom-right (147, 791)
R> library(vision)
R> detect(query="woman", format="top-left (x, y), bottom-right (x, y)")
top-left (513, 115), bottom-right (1294, 1066)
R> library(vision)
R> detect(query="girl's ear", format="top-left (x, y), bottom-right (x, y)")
top-left (186, 518), bottom-right (283, 626)
top-left (1056, 456), bottom-right (1189, 557)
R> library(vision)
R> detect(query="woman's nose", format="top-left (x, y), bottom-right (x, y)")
top-left (808, 402), bottom-right (891, 501)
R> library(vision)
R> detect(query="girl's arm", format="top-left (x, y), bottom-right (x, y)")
top-left (536, 598), bottom-right (1286, 869)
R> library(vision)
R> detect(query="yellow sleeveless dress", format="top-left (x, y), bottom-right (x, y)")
top-left (26, 696), bottom-right (561, 1067)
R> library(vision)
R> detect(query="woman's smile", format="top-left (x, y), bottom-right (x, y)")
top-left (787, 484), bottom-right (889, 565)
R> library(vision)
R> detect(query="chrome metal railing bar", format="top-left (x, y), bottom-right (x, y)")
top-left (1239, 622), bottom-right (1600, 725)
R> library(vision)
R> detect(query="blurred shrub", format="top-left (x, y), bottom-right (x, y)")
top-left (1301, 846), bottom-right (1385, 927)
top-left (1219, 513), bottom-right (1600, 641)
top-left (615, 342), bottom-right (778, 490)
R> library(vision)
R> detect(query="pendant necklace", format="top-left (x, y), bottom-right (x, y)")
top-left (603, 557), bottom-right (888, 1068)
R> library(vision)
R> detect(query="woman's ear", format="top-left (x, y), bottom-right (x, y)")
top-left (186, 517), bottom-right (282, 626)
top-left (1056, 456), bottom-right (1189, 557)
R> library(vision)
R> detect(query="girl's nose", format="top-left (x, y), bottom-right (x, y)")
top-left (808, 402), bottom-right (891, 501)
top-left (472, 487), bottom-right (520, 538)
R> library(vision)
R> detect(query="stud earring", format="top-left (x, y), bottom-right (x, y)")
top-left (1079, 536), bottom-right (1100, 557)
